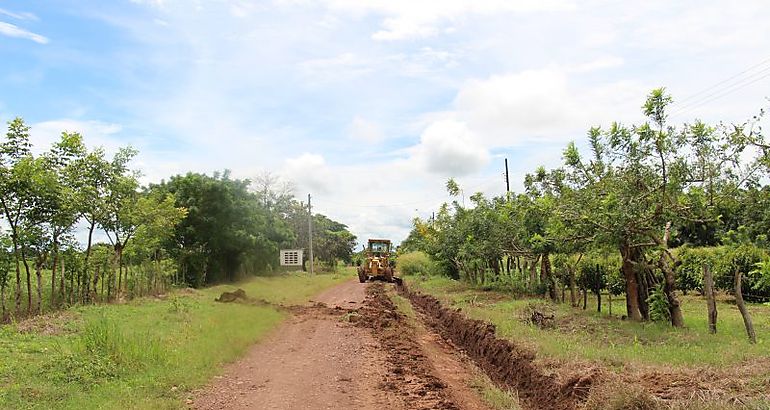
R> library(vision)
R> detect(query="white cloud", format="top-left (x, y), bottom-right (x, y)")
top-left (130, 0), bottom-right (167, 8)
top-left (571, 56), bottom-right (624, 73)
top-left (316, 0), bottom-right (576, 40)
top-left (299, 53), bottom-right (373, 83)
top-left (29, 119), bottom-right (124, 154)
top-left (0, 8), bottom-right (38, 21)
top-left (282, 153), bottom-right (334, 195)
top-left (0, 21), bottom-right (48, 44)
top-left (442, 67), bottom-right (647, 146)
top-left (410, 119), bottom-right (489, 176)
top-left (347, 116), bottom-right (384, 143)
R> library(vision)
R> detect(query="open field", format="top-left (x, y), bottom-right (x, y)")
top-left (0, 271), bottom-right (348, 409)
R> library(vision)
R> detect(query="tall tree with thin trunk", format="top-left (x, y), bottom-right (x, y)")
top-left (67, 147), bottom-right (111, 303)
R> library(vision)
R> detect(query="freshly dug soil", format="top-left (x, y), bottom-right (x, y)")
top-left (356, 283), bottom-right (460, 410)
top-left (399, 282), bottom-right (598, 410)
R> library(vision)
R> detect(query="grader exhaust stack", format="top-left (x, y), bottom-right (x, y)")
top-left (357, 239), bottom-right (401, 284)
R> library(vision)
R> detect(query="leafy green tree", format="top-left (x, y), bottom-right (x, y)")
top-left (155, 171), bottom-right (293, 286)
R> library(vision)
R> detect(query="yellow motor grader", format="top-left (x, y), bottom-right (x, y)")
top-left (357, 239), bottom-right (400, 284)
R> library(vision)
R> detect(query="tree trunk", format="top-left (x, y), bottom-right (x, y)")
top-left (620, 242), bottom-right (643, 321)
top-left (84, 220), bottom-right (96, 303)
top-left (541, 253), bottom-right (558, 301)
top-left (116, 243), bottom-right (123, 297)
top-left (50, 253), bottom-right (58, 308)
top-left (21, 246), bottom-right (32, 314)
top-left (569, 267), bottom-right (577, 307)
top-left (658, 223), bottom-right (684, 327)
top-left (582, 288), bottom-right (587, 310)
top-left (703, 264), bottom-right (717, 334)
top-left (1, 280), bottom-right (6, 320)
top-left (94, 265), bottom-right (100, 303)
top-left (608, 292), bottom-right (612, 316)
top-left (50, 237), bottom-right (59, 308)
top-left (734, 270), bottom-right (756, 344)
top-left (72, 262), bottom-right (77, 304)
top-left (35, 258), bottom-right (44, 315)
top-left (12, 236), bottom-right (21, 314)
top-left (60, 257), bottom-right (66, 306)
top-left (637, 268), bottom-right (650, 321)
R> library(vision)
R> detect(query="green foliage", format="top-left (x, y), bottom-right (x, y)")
top-left (153, 171), bottom-right (293, 285)
top-left (749, 259), bottom-right (770, 293)
top-left (675, 245), bottom-right (770, 298)
top-left (646, 284), bottom-right (670, 322)
top-left (397, 251), bottom-right (434, 277)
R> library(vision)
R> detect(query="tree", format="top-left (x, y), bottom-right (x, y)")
top-left (0, 117), bottom-right (33, 313)
top-left (68, 147), bottom-right (111, 302)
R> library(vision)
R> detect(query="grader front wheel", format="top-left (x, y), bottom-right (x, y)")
top-left (384, 267), bottom-right (393, 282)
top-left (357, 267), bottom-right (367, 283)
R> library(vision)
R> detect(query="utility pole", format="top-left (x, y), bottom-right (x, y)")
top-left (308, 193), bottom-right (314, 276)
top-left (504, 158), bottom-right (510, 193)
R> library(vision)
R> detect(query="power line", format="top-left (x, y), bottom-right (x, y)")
top-left (670, 56), bottom-right (770, 119)
top-left (674, 56), bottom-right (770, 106)
top-left (671, 69), bottom-right (770, 118)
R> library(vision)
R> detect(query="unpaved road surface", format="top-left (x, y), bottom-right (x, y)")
top-left (192, 279), bottom-right (492, 410)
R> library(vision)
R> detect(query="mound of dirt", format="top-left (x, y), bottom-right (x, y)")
top-left (214, 289), bottom-right (272, 307)
top-left (356, 283), bottom-right (459, 410)
top-left (16, 310), bottom-right (81, 335)
top-left (215, 288), bottom-right (249, 302)
top-left (399, 282), bottom-right (600, 410)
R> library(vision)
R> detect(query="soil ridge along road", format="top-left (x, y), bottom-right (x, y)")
top-left (192, 279), bottom-right (491, 410)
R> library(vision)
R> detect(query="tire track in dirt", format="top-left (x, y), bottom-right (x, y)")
top-left (354, 283), bottom-right (461, 410)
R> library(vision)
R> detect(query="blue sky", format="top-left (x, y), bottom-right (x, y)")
top-left (2, 0), bottom-right (770, 244)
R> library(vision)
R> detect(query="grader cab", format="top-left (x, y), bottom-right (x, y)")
top-left (357, 239), bottom-right (400, 284)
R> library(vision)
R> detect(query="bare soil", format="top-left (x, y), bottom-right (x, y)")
top-left (191, 279), bottom-right (491, 410)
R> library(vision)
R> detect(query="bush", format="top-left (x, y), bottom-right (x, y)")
top-left (675, 245), bottom-right (770, 300)
top-left (397, 251), bottom-right (435, 277)
top-left (576, 252), bottom-right (623, 295)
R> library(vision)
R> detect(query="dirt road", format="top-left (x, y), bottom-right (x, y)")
top-left (192, 279), bottom-right (492, 410)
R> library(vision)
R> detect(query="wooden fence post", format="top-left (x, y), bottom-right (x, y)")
top-left (735, 269), bottom-right (756, 344)
top-left (703, 264), bottom-right (717, 334)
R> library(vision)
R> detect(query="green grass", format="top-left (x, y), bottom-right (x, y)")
top-left (407, 275), bottom-right (770, 368)
top-left (0, 270), bottom-right (350, 409)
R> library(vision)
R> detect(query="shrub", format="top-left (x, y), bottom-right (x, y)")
top-left (675, 245), bottom-right (770, 300)
top-left (397, 251), bottom-right (435, 277)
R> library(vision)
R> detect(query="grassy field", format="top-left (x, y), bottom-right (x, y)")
top-left (406, 275), bottom-right (770, 368)
top-left (0, 270), bottom-right (350, 409)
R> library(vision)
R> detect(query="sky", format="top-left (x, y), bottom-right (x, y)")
top-left (1, 0), bottom-right (770, 246)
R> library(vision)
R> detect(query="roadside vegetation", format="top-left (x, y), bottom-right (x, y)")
top-left (0, 117), bottom-right (357, 323)
top-left (400, 88), bottom-right (770, 333)
top-left (0, 271), bottom-right (347, 409)
top-left (397, 89), bottom-right (770, 407)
